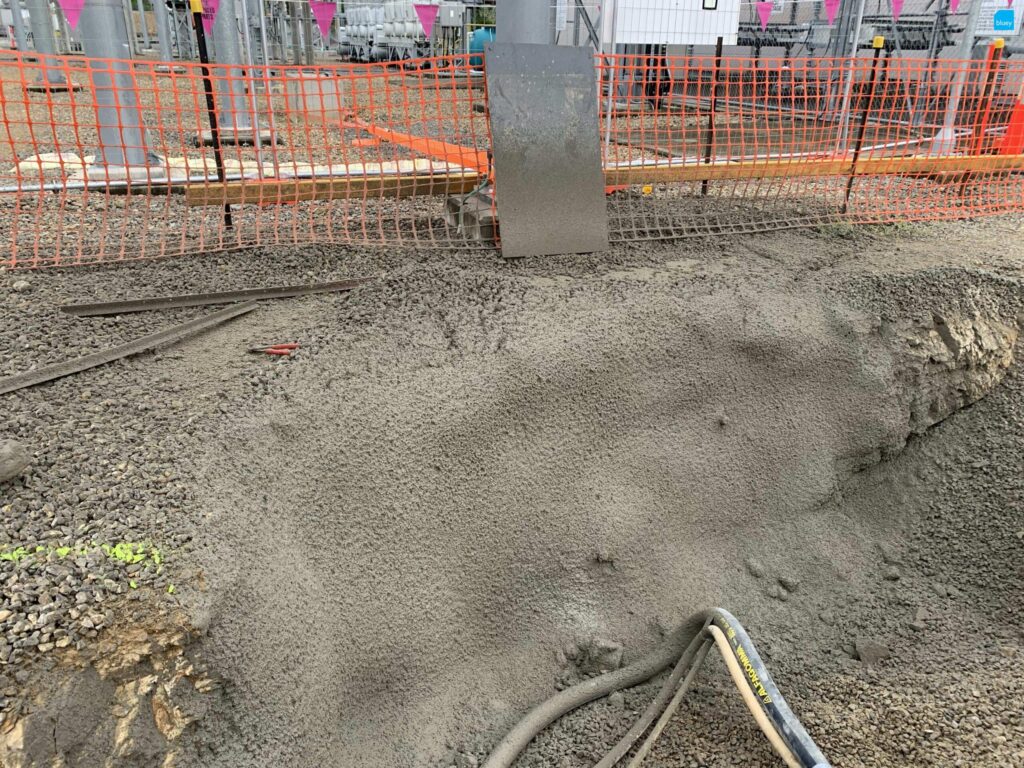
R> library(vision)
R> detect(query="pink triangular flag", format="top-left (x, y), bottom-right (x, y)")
top-left (414, 3), bottom-right (440, 37)
top-left (55, 0), bottom-right (85, 29)
top-left (892, 0), bottom-right (903, 19)
top-left (825, 0), bottom-right (841, 24)
top-left (310, 0), bottom-right (335, 38)
top-left (950, 0), bottom-right (960, 11)
top-left (201, 0), bottom-right (220, 36)
top-left (756, 1), bottom-right (773, 30)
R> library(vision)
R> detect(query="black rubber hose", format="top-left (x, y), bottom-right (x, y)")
top-left (480, 611), bottom-right (711, 768)
top-left (708, 609), bottom-right (831, 768)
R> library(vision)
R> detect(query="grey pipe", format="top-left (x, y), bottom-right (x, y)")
top-left (77, 0), bottom-right (153, 166)
top-left (8, 0), bottom-right (29, 54)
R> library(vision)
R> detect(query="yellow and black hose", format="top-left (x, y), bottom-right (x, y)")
top-left (480, 608), bottom-right (831, 768)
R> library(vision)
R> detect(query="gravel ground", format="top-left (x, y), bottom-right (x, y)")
top-left (1, 217), bottom-right (1023, 766)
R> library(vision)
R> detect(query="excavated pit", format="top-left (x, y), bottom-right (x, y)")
top-left (181, 275), bottom-right (1016, 768)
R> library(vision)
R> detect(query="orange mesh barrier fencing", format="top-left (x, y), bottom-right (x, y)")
top-left (0, 50), bottom-right (490, 267)
top-left (3, 47), bottom-right (1024, 267)
top-left (599, 48), bottom-right (1024, 239)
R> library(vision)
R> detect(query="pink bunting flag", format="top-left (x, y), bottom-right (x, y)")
top-left (309, 0), bottom-right (335, 38)
top-left (756, 1), bottom-right (773, 30)
top-left (950, 0), bottom-right (959, 11)
top-left (892, 0), bottom-right (903, 19)
top-left (55, 0), bottom-right (85, 29)
top-left (201, 0), bottom-right (220, 36)
top-left (825, 0), bottom-right (841, 24)
top-left (414, 3), bottom-right (440, 37)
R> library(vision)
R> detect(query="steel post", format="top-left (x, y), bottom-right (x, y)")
top-left (121, 0), bottom-right (139, 54)
top-left (933, 0), bottom-right (988, 153)
top-left (25, 0), bottom-right (65, 83)
top-left (8, 0), bottom-right (29, 53)
top-left (134, 0), bottom-right (150, 49)
top-left (237, 0), bottom-right (264, 171)
top-left (301, 0), bottom-right (313, 64)
top-left (211, 0), bottom-right (253, 132)
top-left (77, 0), bottom-right (153, 166)
top-left (289, 0), bottom-right (301, 64)
top-left (153, 0), bottom-right (173, 60)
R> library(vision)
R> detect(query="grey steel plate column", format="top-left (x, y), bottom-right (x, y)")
top-left (485, 43), bottom-right (609, 258)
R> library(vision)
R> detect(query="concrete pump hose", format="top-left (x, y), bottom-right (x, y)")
top-left (707, 624), bottom-right (801, 768)
top-left (479, 611), bottom-right (713, 768)
top-left (707, 609), bottom-right (832, 768)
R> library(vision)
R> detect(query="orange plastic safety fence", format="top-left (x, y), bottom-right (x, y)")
top-left (599, 50), bottom-right (1024, 239)
top-left (3, 48), bottom-right (1024, 268)
top-left (0, 50), bottom-right (490, 268)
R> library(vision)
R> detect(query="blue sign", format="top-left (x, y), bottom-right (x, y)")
top-left (994, 9), bottom-right (1015, 32)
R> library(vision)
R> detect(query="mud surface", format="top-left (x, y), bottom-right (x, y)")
top-left (2, 219), bottom-right (1023, 767)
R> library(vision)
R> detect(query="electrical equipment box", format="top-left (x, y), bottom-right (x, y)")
top-left (440, 3), bottom-right (465, 28)
top-left (600, 0), bottom-right (742, 47)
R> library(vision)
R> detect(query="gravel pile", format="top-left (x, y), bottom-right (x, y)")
top-left (1, 217), bottom-right (1022, 768)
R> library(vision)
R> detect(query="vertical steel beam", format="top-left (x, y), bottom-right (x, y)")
top-left (78, 0), bottom-right (152, 166)
top-left (153, 0), bottom-right (174, 60)
top-left (212, 0), bottom-right (253, 132)
top-left (25, 0), bottom-right (65, 83)
top-left (8, 0), bottom-right (29, 53)
top-left (134, 0), bottom-right (150, 49)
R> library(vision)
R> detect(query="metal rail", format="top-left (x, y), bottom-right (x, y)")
top-left (0, 303), bottom-right (257, 396)
top-left (61, 278), bottom-right (368, 316)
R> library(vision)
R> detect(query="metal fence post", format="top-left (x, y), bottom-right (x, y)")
top-left (190, 0), bottom-right (232, 227)
top-left (843, 36), bottom-right (884, 213)
top-left (77, 0), bottom-right (154, 167)
top-left (701, 36), bottom-right (725, 197)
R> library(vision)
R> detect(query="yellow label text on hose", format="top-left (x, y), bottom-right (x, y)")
top-left (735, 645), bottom-right (773, 704)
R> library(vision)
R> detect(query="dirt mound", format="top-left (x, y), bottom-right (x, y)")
top-left (177, 267), bottom-right (1016, 768)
